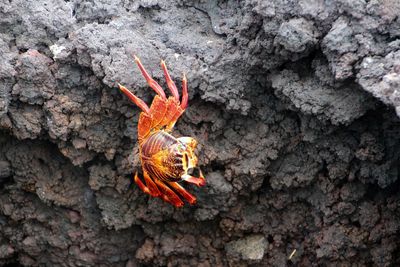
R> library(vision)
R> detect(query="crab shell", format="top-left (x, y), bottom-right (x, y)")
top-left (141, 132), bottom-right (199, 183)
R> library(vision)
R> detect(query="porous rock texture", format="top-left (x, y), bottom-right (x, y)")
top-left (1, 0), bottom-right (400, 266)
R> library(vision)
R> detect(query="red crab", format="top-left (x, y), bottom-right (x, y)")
top-left (118, 56), bottom-right (206, 207)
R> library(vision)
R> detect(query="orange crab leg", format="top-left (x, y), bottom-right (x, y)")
top-left (134, 172), bottom-right (156, 196)
top-left (182, 169), bottom-right (206, 187)
top-left (154, 179), bottom-right (184, 207)
top-left (149, 95), bottom-right (168, 128)
top-left (134, 55), bottom-right (166, 99)
top-left (143, 171), bottom-right (161, 197)
top-left (168, 182), bottom-right (197, 205)
top-left (163, 74), bottom-right (188, 130)
top-left (183, 175), bottom-right (206, 187)
top-left (161, 60), bottom-right (179, 101)
top-left (181, 73), bottom-right (188, 109)
top-left (138, 113), bottom-right (152, 140)
top-left (167, 109), bottom-right (184, 130)
top-left (159, 98), bottom-right (181, 130)
top-left (118, 84), bottom-right (150, 114)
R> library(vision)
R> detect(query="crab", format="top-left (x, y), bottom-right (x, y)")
top-left (118, 56), bottom-right (206, 207)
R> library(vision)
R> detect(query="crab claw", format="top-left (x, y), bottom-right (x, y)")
top-left (182, 169), bottom-right (206, 187)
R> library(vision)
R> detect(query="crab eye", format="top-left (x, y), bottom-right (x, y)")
top-left (177, 143), bottom-right (185, 151)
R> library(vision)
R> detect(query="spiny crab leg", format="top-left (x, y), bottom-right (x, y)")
top-left (134, 55), bottom-right (166, 99)
top-left (160, 60), bottom-right (180, 101)
top-left (118, 84), bottom-right (150, 114)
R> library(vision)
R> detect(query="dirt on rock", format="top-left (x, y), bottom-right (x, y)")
top-left (1, 0), bottom-right (400, 266)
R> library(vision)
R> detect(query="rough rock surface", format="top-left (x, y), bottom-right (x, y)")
top-left (1, 0), bottom-right (400, 266)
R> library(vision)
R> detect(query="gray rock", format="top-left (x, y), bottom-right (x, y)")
top-left (358, 51), bottom-right (400, 117)
top-left (275, 18), bottom-right (319, 59)
top-left (226, 235), bottom-right (267, 260)
top-left (270, 69), bottom-right (374, 125)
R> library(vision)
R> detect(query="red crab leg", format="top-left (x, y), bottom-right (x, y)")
top-left (164, 73), bottom-right (188, 130)
top-left (143, 171), bottom-right (161, 197)
top-left (134, 55), bottom-right (166, 99)
top-left (134, 172), bottom-right (160, 197)
top-left (181, 73), bottom-right (188, 109)
top-left (149, 95), bottom-right (168, 129)
top-left (160, 60), bottom-right (179, 101)
top-left (168, 182), bottom-right (197, 205)
top-left (138, 113), bottom-right (152, 140)
top-left (118, 84), bottom-right (153, 139)
top-left (156, 97), bottom-right (178, 129)
top-left (154, 179), bottom-right (184, 207)
top-left (182, 169), bottom-right (206, 187)
top-left (118, 84), bottom-right (150, 114)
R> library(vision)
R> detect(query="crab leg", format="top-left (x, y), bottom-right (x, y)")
top-left (154, 179), bottom-right (184, 207)
top-left (181, 73), bottom-right (188, 109)
top-left (134, 172), bottom-right (160, 197)
top-left (157, 97), bottom-right (179, 129)
top-left (168, 182), bottom-right (197, 205)
top-left (164, 74), bottom-right (188, 130)
top-left (134, 55), bottom-right (166, 99)
top-left (137, 113), bottom-right (153, 140)
top-left (118, 84), bottom-right (150, 114)
top-left (143, 171), bottom-right (161, 197)
top-left (161, 60), bottom-right (180, 101)
top-left (182, 169), bottom-right (206, 187)
top-left (149, 95), bottom-right (168, 129)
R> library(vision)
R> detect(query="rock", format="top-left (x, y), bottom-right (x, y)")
top-left (0, 161), bottom-right (11, 178)
top-left (270, 69), bottom-right (374, 126)
top-left (358, 51), bottom-right (400, 117)
top-left (275, 18), bottom-right (319, 59)
top-left (225, 235), bottom-right (267, 261)
top-left (12, 50), bottom-right (56, 105)
top-left (8, 104), bottom-right (44, 140)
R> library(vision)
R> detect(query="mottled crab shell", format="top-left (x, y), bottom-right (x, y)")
top-left (141, 131), bottom-right (185, 182)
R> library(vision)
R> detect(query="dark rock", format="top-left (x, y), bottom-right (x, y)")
top-left (0, 161), bottom-right (11, 178)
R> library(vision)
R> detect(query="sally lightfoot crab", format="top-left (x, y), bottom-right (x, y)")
top-left (118, 56), bottom-right (206, 207)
